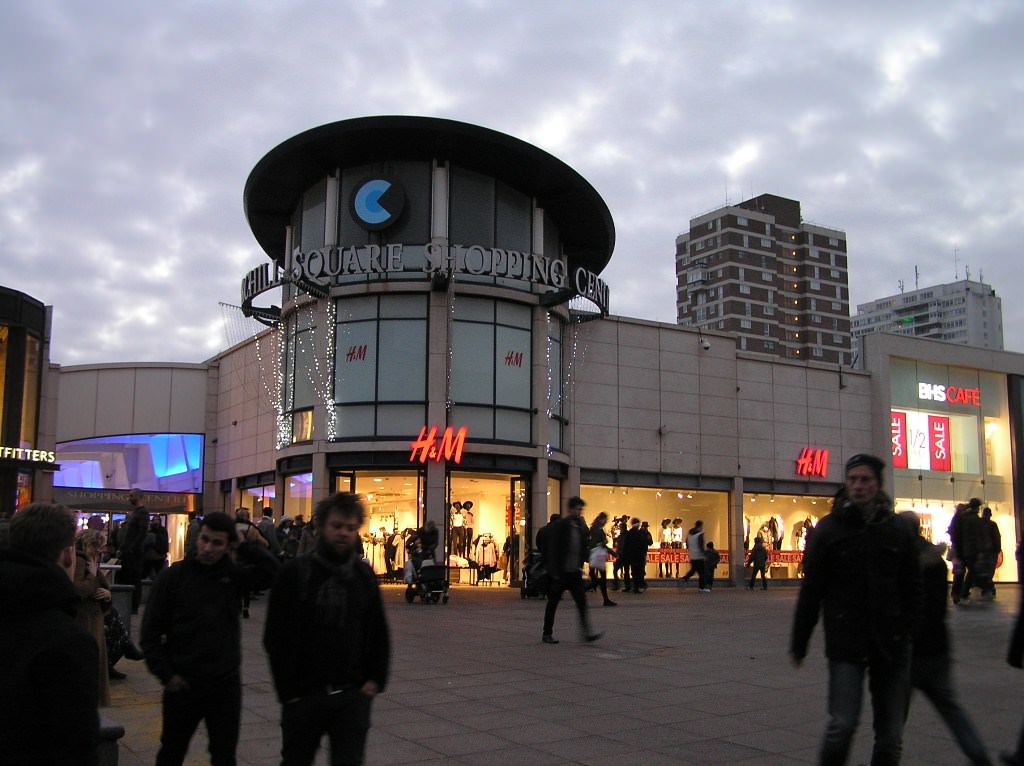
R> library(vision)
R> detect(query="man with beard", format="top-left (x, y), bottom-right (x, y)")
top-left (264, 492), bottom-right (391, 765)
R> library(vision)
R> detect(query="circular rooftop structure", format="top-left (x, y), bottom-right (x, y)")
top-left (244, 116), bottom-right (615, 275)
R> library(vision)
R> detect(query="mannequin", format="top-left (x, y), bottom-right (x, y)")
top-left (450, 501), bottom-right (465, 558)
top-left (462, 501), bottom-right (475, 558)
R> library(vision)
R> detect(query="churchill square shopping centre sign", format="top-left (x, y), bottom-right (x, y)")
top-left (241, 242), bottom-right (610, 320)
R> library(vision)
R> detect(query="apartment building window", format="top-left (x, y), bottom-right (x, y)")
top-left (810, 280), bottom-right (820, 290)
top-left (829, 237), bottom-right (839, 247)
top-left (745, 303), bottom-right (752, 316)
top-left (737, 267), bottom-right (745, 280)
top-left (739, 336), bottom-right (748, 350)
top-left (740, 319), bottom-right (752, 329)
top-left (830, 269), bottom-right (841, 278)
top-left (764, 305), bottom-right (775, 316)
top-left (737, 216), bottom-right (748, 226)
top-left (812, 347), bottom-right (824, 358)
top-left (739, 285), bottom-right (751, 294)
top-left (762, 270), bottom-right (772, 281)
top-left (832, 301), bottom-right (841, 311)
top-left (760, 238), bottom-right (771, 248)
top-left (833, 334), bottom-right (843, 343)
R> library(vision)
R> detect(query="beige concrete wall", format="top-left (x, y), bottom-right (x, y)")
top-left (571, 315), bottom-right (873, 486)
top-left (57, 363), bottom-right (209, 441)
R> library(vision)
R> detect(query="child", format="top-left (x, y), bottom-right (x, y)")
top-left (704, 541), bottom-right (721, 591)
top-left (746, 536), bottom-right (769, 590)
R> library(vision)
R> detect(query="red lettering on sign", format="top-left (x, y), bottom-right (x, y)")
top-left (890, 411), bottom-right (908, 469)
top-left (345, 345), bottom-right (367, 362)
top-left (946, 386), bottom-right (981, 407)
top-left (503, 351), bottom-right (524, 367)
top-left (795, 447), bottom-right (829, 478)
top-left (409, 425), bottom-right (468, 465)
top-left (928, 415), bottom-right (951, 472)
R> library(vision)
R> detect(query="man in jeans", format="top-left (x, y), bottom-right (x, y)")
top-left (790, 454), bottom-right (921, 765)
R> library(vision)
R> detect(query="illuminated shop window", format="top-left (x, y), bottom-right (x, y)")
top-left (284, 472), bottom-right (313, 521)
top-left (54, 434), bottom-right (204, 493)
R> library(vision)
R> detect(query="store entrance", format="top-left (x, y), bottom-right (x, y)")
top-left (448, 471), bottom-right (530, 586)
top-left (335, 470), bottom-right (424, 577)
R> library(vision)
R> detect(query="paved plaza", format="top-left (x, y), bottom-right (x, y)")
top-left (107, 580), bottom-right (1023, 765)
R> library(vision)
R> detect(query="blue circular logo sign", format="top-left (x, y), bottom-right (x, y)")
top-left (350, 177), bottom-right (405, 231)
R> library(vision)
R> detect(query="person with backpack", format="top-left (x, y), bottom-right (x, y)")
top-left (263, 492), bottom-right (390, 765)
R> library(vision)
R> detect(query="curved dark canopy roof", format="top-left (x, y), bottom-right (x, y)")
top-left (244, 116), bottom-right (615, 274)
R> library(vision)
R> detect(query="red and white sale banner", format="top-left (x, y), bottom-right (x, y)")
top-left (890, 411), bottom-right (908, 469)
top-left (928, 415), bottom-right (951, 472)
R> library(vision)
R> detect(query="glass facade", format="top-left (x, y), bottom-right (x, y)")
top-left (450, 297), bottom-right (532, 443)
top-left (334, 295), bottom-right (427, 439)
top-left (889, 357), bottom-right (1018, 581)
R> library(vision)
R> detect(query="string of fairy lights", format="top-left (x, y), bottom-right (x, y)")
top-left (250, 270), bottom-right (587, 452)
top-left (253, 314), bottom-right (290, 449)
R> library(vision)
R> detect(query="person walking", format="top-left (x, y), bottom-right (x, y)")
top-left (704, 541), bottom-right (721, 590)
top-left (587, 512), bottom-right (616, 606)
top-left (0, 502), bottom-right (100, 764)
top-left (141, 511), bottom-right (279, 766)
top-left (790, 453), bottom-right (921, 766)
top-left (119, 487), bottom-right (149, 613)
top-left (73, 529), bottom-right (113, 704)
top-left (899, 511), bottom-right (992, 765)
top-left (1005, 584), bottom-right (1024, 765)
top-left (541, 496), bottom-right (602, 644)
top-left (264, 492), bottom-right (391, 766)
top-left (747, 536), bottom-right (769, 590)
top-left (680, 520), bottom-right (706, 590)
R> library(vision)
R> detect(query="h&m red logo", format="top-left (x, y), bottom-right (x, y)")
top-left (409, 425), bottom-right (468, 465)
top-left (795, 447), bottom-right (829, 478)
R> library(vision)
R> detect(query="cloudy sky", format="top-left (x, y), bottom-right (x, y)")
top-left (2, 1), bottom-right (1022, 365)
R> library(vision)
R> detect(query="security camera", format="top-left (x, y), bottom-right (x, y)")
top-left (701, 339), bottom-right (711, 351)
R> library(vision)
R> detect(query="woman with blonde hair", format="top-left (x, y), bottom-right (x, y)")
top-left (73, 529), bottom-right (112, 705)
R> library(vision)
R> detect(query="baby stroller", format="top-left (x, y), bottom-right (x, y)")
top-left (404, 559), bottom-right (449, 604)
top-left (520, 549), bottom-right (548, 599)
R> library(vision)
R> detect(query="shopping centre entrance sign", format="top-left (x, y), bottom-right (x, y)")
top-left (241, 243), bottom-right (610, 323)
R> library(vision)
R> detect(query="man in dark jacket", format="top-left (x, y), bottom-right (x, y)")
top-left (264, 492), bottom-right (390, 766)
top-left (541, 495), bottom-right (602, 644)
top-left (956, 498), bottom-right (987, 603)
top-left (119, 488), bottom-right (149, 613)
top-left (790, 453), bottom-right (921, 766)
top-left (619, 518), bottom-right (649, 594)
top-left (141, 511), bottom-right (279, 766)
top-left (0, 502), bottom-right (99, 765)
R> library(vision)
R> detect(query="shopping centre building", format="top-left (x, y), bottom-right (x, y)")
top-left (8, 117), bottom-right (1022, 586)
